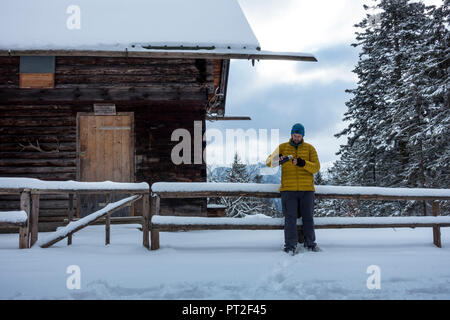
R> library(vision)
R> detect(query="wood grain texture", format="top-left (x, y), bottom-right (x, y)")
top-left (78, 114), bottom-right (133, 217)
top-left (19, 73), bottom-right (54, 89)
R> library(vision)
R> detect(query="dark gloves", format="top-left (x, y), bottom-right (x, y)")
top-left (296, 157), bottom-right (306, 167)
top-left (275, 154), bottom-right (305, 166)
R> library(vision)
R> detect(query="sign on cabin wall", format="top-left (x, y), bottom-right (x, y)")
top-left (19, 56), bottom-right (55, 89)
top-left (94, 103), bottom-right (116, 115)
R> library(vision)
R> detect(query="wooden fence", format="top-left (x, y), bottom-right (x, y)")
top-left (0, 179), bottom-right (149, 248)
top-left (146, 183), bottom-right (450, 250)
top-left (2, 180), bottom-right (449, 250)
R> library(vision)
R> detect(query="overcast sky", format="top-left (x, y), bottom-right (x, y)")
top-left (206, 0), bottom-right (442, 172)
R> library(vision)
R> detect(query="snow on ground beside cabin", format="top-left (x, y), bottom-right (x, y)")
top-left (0, 224), bottom-right (450, 300)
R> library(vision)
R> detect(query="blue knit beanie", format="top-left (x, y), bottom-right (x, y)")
top-left (291, 123), bottom-right (305, 136)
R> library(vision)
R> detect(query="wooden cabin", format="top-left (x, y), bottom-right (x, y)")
top-left (0, 0), bottom-right (316, 231)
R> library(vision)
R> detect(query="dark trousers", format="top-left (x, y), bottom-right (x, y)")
top-left (281, 191), bottom-right (316, 249)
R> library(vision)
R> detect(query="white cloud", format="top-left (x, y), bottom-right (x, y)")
top-left (238, 0), bottom-right (368, 53)
top-left (238, 0), bottom-right (443, 53)
top-left (231, 0), bottom-right (365, 98)
top-left (254, 60), bottom-right (357, 86)
top-left (227, 59), bottom-right (357, 104)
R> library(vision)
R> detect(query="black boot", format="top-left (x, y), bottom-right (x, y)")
top-left (304, 243), bottom-right (321, 252)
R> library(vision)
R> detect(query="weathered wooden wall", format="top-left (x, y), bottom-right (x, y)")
top-left (0, 56), bottom-right (220, 231)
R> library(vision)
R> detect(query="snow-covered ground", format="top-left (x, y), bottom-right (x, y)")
top-left (1, 224), bottom-right (449, 300)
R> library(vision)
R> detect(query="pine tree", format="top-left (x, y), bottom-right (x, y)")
top-left (419, 1), bottom-right (450, 214)
top-left (226, 154), bottom-right (251, 183)
top-left (334, 1), bottom-right (388, 188)
top-left (331, 0), bottom-right (448, 216)
top-left (423, 1), bottom-right (450, 193)
top-left (380, 0), bottom-right (431, 214)
top-left (314, 171), bottom-right (325, 185)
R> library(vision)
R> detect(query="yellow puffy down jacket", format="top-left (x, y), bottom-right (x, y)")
top-left (266, 139), bottom-right (320, 192)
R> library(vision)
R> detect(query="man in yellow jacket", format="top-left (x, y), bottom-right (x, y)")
top-left (266, 123), bottom-right (321, 254)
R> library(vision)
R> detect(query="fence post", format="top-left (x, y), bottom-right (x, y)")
top-left (30, 193), bottom-right (40, 247)
top-left (67, 193), bottom-right (74, 245)
top-left (432, 201), bottom-right (441, 248)
top-left (151, 194), bottom-right (160, 250)
top-left (105, 193), bottom-right (111, 245)
top-left (19, 190), bottom-right (31, 249)
top-left (142, 192), bottom-right (150, 249)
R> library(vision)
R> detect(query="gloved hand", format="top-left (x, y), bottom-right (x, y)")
top-left (279, 155), bottom-right (293, 165)
top-left (294, 157), bottom-right (306, 167)
top-left (274, 154), bottom-right (284, 163)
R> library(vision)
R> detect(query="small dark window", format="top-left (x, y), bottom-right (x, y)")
top-left (19, 56), bottom-right (55, 89)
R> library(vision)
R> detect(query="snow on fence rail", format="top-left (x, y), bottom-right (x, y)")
top-left (0, 178), bottom-right (149, 194)
top-left (0, 178), bottom-right (150, 249)
top-left (148, 182), bottom-right (450, 250)
top-left (152, 215), bottom-right (450, 229)
top-left (0, 210), bottom-right (29, 249)
top-left (0, 211), bottom-right (28, 225)
top-left (151, 182), bottom-right (450, 200)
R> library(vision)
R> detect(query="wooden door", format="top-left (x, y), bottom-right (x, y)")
top-left (77, 113), bottom-right (134, 217)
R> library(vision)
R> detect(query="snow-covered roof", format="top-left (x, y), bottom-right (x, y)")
top-left (0, 0), bottom-right (259, 51)
top-left (0, 0), bottom-right (316, 62)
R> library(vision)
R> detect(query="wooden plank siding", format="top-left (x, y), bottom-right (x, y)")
top-left (0, 56), bottom-right (215, 231)
top-left (0, 57), bottom-right (214, 101)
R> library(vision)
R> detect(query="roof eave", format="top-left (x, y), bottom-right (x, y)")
top-left (0, 49), bottom-right (317, 62)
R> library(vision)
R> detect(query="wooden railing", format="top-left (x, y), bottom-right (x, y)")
top-left (2, 180), bottom-right (448, 250)
top-left (0, 178), bottom-right (150, 248)
top-left (146, 183), bottom-right (450, 250)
